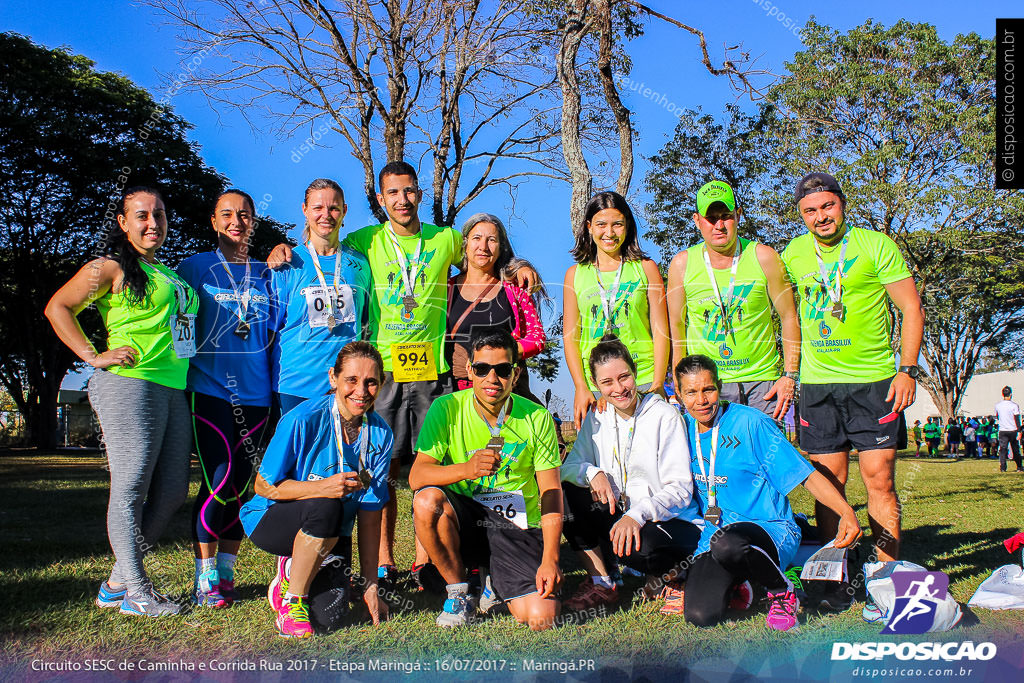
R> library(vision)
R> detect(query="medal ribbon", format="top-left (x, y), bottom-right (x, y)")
top-left (308, 242), bottom-right (343, 308)
top-left (701, 241), bottom-right (742, 332)
top-left (813, 231), bottom-right (850, 309)
top-left (693, 407), bottom-right (723, 509)
top-left (477, 396), bottom-right (511, 440)
top-left (331, 397), bottom-right (369, 476)
top-left (386, 222), bottom-right (424, 299)
top-left (594, 260), bottom-right (625, 325)
top-left (215, 249), bottom-right (251, 326)
top-left (149, 261), bottom-right (193, 317)
top-left (612, 408), bottom-right (637, 496)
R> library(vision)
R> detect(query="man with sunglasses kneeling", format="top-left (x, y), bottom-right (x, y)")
top-left (410, 328), bottom-right (563, 630)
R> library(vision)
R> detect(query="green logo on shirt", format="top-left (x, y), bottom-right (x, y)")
top-left (385, 247), bottom-right (437, 321)
top-left (700, 282), bottom-right (755, 342)
top-left (588, 279), bottom-right (642, 337)
top-left (802, 257), bottom-right (859, 321)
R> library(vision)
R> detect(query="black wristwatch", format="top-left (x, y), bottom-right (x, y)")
top-left (898, 365), bottom-right (920, 379)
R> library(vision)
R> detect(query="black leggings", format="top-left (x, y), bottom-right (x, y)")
top-left (684, 522), bottom-right (788, 628)
top-left (249, 498), bottom-right (349, 556)
top-left (562, 482), bottom-right (701, 577)
top-left (190, 392), bottom-right (271, 544)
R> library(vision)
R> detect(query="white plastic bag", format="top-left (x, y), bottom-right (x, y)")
top-left (967, 565), bottom-right (1024, 610)
top-left (863, 561), bottom-right (962, 632)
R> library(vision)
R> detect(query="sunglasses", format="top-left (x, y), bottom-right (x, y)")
top-left (470, 362), bottom-right (515, 379)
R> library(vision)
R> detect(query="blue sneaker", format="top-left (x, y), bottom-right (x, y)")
top-left (96, 581), bottom-right (126, 608)
top-left (195, 569), bottom-right (228, 608)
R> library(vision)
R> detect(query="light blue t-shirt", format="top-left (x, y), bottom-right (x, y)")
top-left (177, 251), bottom-right (277, 407)
top-left (684, 402), bottom-right (814, 568)
top-left (270, 244), bottom-right (372, 398)
top-left (239, 394), bottom-right (393, 537)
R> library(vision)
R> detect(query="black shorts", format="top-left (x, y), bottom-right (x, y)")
top-left (423, 487), bottom-right (548, 602)
top-left (797, 378), bottom-right (900, 454)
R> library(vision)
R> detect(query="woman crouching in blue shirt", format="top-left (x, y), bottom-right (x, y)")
top-left (674, 354), bottom-right (861, 632)
top-left (240, 341), bottom-right (392, 638)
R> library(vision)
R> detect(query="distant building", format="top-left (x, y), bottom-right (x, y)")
top-left (905, 370), bottom-right (1024, 422)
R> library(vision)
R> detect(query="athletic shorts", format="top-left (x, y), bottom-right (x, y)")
top-left (720, 380), bottom-right (779, 418)
top-left (418, 486), bottom-right (548, 602)
top-left (797, 377), bottom-right (900, 454)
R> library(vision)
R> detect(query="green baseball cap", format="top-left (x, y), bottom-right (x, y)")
top-left (696, 180), bottom-right (736, 216)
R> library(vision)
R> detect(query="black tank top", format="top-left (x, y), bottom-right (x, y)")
top-left (446, 285), bottom-right (514, 378)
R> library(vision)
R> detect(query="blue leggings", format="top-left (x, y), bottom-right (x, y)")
top-left (190, 392), bottom-right (271, 544)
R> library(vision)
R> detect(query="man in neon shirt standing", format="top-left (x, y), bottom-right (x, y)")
top-left (782, 172), bottom-right (924, 611)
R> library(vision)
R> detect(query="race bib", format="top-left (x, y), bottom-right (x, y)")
top-left (473, 490), bottom-right (528, 530)
top-left (390, 341), bottom-right (437, 382)
top-left (303, 285), bottom-right (355, 329)
top-left (171, 314), bottom-right (197, 359)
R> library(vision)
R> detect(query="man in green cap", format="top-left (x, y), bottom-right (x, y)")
top-left (666, 180), bottom-right (800, 421)
top-left (782, 172), bottom-right (924, 610)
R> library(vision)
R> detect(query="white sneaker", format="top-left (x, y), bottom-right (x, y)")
top-left (436, 583), bottom-right (476, 627)
top-left (478, 572), bottom-right (505, 614)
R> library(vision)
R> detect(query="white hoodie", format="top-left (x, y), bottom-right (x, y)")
top-left (562, 393), bottom-right (702, 526)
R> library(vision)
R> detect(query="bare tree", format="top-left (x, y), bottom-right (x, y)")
top-left (153, 0), bottom-right (563, 225)
top-left (554, 0), bottom-right (778, 227)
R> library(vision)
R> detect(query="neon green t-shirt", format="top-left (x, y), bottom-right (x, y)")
top-left (343, 222), bottom-right (462, 373)
top-left (682, 238), bottom-right (779, 382)
top-left (95, 261), bottom-right (199, 390)
top-left (415, 389), bottom-right (560, 528)
top-left (781, 227), bottom-right (911, 384)
top-left (573, 259), bottom-right (653, 390)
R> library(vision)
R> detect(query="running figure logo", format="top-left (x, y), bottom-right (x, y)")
top-left (881, 571), bottom-right (949, 634)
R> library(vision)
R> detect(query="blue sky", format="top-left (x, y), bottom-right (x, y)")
top-left (6, 1), bottom-right (1015, 403)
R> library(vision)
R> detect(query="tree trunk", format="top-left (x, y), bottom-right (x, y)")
top-left (595, 0), bottom-right (633, 195)
top-left (556, 0), bottom-right (594, 230)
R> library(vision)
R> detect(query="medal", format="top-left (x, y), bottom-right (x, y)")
top-left (694, 405), bottom-right (724, 528)
top-left (478, 396), bottom-right (511, 456)
top-left (332, 398), bottom-right (371, 497)
top-left (702, 241), bottom-right (743, 336)
top-left (813, 231), bottom-right (850, 321)
top-left (704, 505), bottom-right (722, 526)
top-left (216, 249), bottom-right (252, 340)
top-left (618, 493), bottom-right (630, 511)
top-left (387, 223), bottom-right (425, 316)
top-left (308, 242), bottom-right (344, 330)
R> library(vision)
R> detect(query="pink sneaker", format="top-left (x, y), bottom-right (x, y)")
top-left (276, 596), bottom-right (313, 639)
top-left (218, 578), bottom-right (238, 605)
top-left (765, 586), bottom-right (799, 631)
top-left (267, 556), bottom-right (289, 612)
top-left (729, 581), bottom-right (753, 610)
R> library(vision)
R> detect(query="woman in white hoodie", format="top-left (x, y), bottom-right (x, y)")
top-left (561, 335), bottom-right (702, 613)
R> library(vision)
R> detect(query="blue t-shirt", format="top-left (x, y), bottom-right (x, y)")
top-left (239, 394), bottom-right (393, 537)
top-left (684, 402), bottom-right (814, 568)
top-left (270, 244), bottom-right (372, 398)
top-left (177, 252), bottom-right (277, 406)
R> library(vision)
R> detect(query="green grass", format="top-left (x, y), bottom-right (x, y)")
top-left (2, 452), bottom-right (1024, 668)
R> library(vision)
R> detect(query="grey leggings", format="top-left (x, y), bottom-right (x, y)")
top-left (89, 370), bottom-right (191, 592)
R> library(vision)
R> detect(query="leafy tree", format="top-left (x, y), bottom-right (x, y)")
top-left (0, 33), bottom-right (291, 448)
top-left (644, 19), bottom-right (1022, 420)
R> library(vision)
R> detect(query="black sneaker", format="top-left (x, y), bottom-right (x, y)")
top-left (411, 562), bottom-right (446, 594)
top-left (818, 580), bottom-right (855, 612)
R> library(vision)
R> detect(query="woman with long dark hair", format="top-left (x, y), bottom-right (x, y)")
top-left (563, 191), bottom-right (669, 430)
top-left (176, 189), bottom-right (277, 607)
top-left (46, 186), bottom-right (198, 617)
